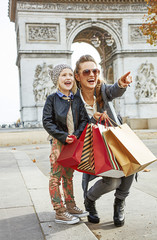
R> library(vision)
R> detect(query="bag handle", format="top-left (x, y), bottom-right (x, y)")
top-left (96, 116), bottom-right (109, 128)
top-left (97, 114), bottom-right (121, 129)
top-left (106, 115), bottom-right (122, 129)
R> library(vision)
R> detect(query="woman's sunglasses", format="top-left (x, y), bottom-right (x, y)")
top-left (82, 68), bottom-right (100, 76)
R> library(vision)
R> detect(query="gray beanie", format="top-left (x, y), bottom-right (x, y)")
top-left (52, 64), bottom-right (73, 87)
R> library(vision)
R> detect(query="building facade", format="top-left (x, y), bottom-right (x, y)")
top-left (9, 0), bottom-right (157, 128)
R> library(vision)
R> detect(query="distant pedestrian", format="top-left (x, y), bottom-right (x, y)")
top-left (43, 64), bottom-right (89, 224)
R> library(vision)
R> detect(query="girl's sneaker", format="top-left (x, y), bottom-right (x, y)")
top-left (55, 211), bottom-right (80, 224)
top-left (67, 203), bottom-right (89, 218)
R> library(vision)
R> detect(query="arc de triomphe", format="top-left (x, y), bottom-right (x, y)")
top-left (9, 0), bottom-right (157, 128)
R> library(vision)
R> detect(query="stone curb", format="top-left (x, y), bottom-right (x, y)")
top-left (0, 128), bottom-right (157, 147)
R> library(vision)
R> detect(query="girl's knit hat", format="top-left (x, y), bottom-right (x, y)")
top-left (52, 64), bottom-right (73, 87)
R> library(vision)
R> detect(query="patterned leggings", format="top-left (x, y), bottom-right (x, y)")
top-left (49, 138), bottom-right (75, 211)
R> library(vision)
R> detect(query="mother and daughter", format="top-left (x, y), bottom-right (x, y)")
top-left (43, 55), bottom-right (133, 226)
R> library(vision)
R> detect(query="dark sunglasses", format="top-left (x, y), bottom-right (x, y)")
top-left (82, 68), bottom-right (100, 76)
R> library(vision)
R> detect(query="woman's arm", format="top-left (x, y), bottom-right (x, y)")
top-left (104, 72), bottom-right (132, 101)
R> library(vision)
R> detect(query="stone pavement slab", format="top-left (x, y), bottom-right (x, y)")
top-left (0, 150), bottom-right (44, 240)
top-left (0, 151), bottom-right (32, 209)
top-left (86, 187), bottom-right (157, 240)
top-left (0, 207), bottom-right (44, 240)
top-left (0, 149), bottom-right (97, 240)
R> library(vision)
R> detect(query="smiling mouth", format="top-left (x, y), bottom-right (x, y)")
top-left (65, 81), bottom-right (72, 85)
top-left (87, 79), bottom-right (95, 83)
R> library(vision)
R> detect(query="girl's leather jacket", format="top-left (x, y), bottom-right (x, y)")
top-left (42, 93), bottom-right (89, 144)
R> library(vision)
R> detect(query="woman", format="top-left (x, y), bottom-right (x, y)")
top-left (74, 55), bottom-right (134, 227)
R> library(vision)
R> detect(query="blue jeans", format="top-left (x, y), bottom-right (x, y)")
top-left (82, 173), bottom-right (134, 201)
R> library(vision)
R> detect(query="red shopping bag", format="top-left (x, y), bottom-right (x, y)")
top-left (73, 124), bottom-right (95, 174)
top-left (73, 124), bottom-right (124, 178)
top-left (92, 124), bottom-right (124, 178)
top-left (57, 124), bottom-right (88, 168)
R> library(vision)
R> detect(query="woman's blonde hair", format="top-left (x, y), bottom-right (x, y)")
top-left (74, 55), bottom-right (104, 108)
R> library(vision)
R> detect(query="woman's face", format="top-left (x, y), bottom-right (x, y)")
top-left (58, 68), bottom-right (74, 96)
top-left (76, 61), bottom-right (100, 91)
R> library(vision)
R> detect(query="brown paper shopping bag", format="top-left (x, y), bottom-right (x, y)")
top-left (103, 123), bottom-right (157, 176)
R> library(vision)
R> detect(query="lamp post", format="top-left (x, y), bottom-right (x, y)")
top-left (90, 32), bottom-right (114, 78)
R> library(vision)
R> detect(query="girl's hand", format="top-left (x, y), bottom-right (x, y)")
top-left (93, 112), bottom-right (103, 121)
top-left (66, 135), bottom-right (77, 144)
top-left (118, 72), bottom-right (133, 88)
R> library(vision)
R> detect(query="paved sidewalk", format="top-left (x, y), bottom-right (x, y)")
top-left (0, 147), bottom-right (97, 240)
top-left (0, 132), bottom-right (157, 239)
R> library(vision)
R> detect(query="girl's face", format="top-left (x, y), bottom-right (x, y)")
top-left (58, 68), bottom-right (74, 96)
top-left (75, 61), bottom-right (100, 91)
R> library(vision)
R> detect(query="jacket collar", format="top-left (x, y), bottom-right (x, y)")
top-left (56, 90), bottom-right (74, 100)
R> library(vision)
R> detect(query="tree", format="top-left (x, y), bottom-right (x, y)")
top-left (140, 0), bottom-right (157, 46)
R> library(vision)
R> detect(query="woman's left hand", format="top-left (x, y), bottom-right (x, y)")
top-left (118, 72), bottom-right (133, 88)
top-left (101, 111), bottom-right (109, 121)
top-left (93, 112), bottom-right (103, 121)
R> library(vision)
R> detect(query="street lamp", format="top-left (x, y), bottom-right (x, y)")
top-left (105, 38), bottom-right (114, 47)
top-left (90, 34), bottom-right (101, 48)
top-left (90, 32), bottom-right (114, 78)
top-left (90, 32), bottom-right (114, 48)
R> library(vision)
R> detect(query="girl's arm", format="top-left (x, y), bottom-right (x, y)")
top-left (42, 95), bottom-right (68, 144)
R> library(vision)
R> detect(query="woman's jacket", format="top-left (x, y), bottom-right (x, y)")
top-left (42, 93), bottom-right (89, 144)
top-left (91, 82), bottom-right (126, 124)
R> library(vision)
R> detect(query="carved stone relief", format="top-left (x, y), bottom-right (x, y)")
top-left (66, 19), bottom-right (86, 36)
top-left (17, 2), bottom-right (147, 13)
top-left (129, 25), bottom-right (147, 42)
top-left (101, 19), bottom-right (122, 37)
top-left (33, 63), bottom-right (55, 102)
top-left (26, 24), bottom-right (60, 43)
top-left (135, 62), bottom-right (157, 100)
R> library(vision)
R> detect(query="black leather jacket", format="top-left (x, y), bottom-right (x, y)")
top-left (42, 93), bottom-right (89, 144)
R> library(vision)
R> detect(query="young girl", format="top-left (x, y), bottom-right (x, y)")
top-left (42, 64), bottom-right (89, 224)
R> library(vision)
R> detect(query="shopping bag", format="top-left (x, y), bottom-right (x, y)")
top-left (57, 124), bottom-right (88, 167)
top-left (74, 124), bottom-right (95, 174)
top-left (92, 124), bottom-right (124, 178)
top-left (102, 123), bottom-right (157, 176)
top-left (73, 124), bottom-right (124, 178)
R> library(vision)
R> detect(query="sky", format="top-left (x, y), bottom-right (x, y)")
top-left (0, 1), bottom-right (100, 125)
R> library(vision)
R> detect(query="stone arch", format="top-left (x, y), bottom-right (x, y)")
top-left (107, 66), bottom-right (114, 84)
top-left (67, 20), bottom-right (122, 51)
top-left (67, 19), bottom-right (122, 79)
